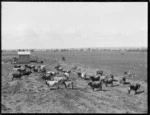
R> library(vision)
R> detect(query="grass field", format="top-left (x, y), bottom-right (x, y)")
top-left (1, 50), bottom-right (147, 113)
top-left (32, 50), bottom-right (147, 81)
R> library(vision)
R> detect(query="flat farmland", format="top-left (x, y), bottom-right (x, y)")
top-left (33, 50), bottom-right (147, 81)
top-left (1, 50), bottom-right (147, 113)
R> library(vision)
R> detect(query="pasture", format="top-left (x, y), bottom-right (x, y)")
top-left (1, 50), bottom-right (147, 113)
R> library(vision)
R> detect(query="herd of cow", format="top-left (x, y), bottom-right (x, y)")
top-left (76, 70), bottom-right (141, 94)
top-left (11, 63), bottom-right (141, 95)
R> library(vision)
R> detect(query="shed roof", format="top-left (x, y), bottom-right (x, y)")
top-left (18, 51), bottom-right (30, 55)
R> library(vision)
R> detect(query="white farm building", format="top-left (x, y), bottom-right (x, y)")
top-left (17, 51), bottom-right (31, 64)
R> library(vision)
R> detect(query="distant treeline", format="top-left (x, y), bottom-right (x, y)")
top-left (2, 48), bottom-right (147, 52)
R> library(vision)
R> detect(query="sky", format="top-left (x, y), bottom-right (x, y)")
top-left (2, 2), bottom-right (148, 49)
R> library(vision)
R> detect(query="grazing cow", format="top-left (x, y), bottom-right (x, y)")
top-left (66, 70), bottom-right (71, 73)
top-left (26, 65), bottom-right (31, 69)
top-left (14, 65), bottom-right (21, 68)
top-left (128, 83), bottom-right (141, 94)
top-left (12, 72), bottom-right (23, 80)
top-left (106, 74), bottom-right (114, 79)
top-left (81, 72), bottom-right (86, 79)
top-left (14, 65), bottom-right (17, 68)
top-left (120, 76), bottom-right (126, 84)
top-left (45, 80), bottom-right (60, 89)
top-left (13, 65), bottom-right (24, 71)
top-left (41, 74), bottom-right (53, 81)
top-left (40, 65), bottom-right (46, 69)
top-left (64, 81), bottom-right (74, 89)
top-left (25, 64), bottom-right (28, 68)
top-left (47, 71), bottom-right (57, 76)
top-left (77, 72), bottom-right (86, 79)
top-left (124, 70), bottom-right (135, 79)
top-left (17, 68), bottom-right (26, 74)
top-left (96, 70), bottom-right (103, 75)
top-left (23, 70), bottom-right (32, 76)
top-left (88, 81), bottom-right (103, 91)
top-left (55, 64), bottom-right (60, 69)
top-left (45, 78), bottom-right (67, 89)
top-left (25, 65), bottom-right (34, 69)
top-left (33, 68), bottom-right (38, 73)
top-left (64, 72), bottom-right (70, 78)
top-left (102, 75), bottom-right (114, 87)
top-left (53, 76), bottom-right (68, 82)
top-left (25, 65), bottom-right (31, 71)
top-left (77, 72), bottom-right (81, 77)
top-left (30, 65), bottom-right (35, 68)
top-left (72, 65), bottom-right (77, 70)
top-left (100, 75), bottom-right (107, 81)
top-left (90, 75), bottom-right (100, 82)
top-left (40, 67), bottom-right (46, 73)
top-left (57, 67), bottom-right (63, 72)
top-left (13, 68), bottom-right (20, 71)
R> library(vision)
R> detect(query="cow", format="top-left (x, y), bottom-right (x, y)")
top-left (12, 72), bottom-right (23, 80)
top-left (25, 64), bottom-right (29, 68)
top-left (77, 72), bottom-right (86, 79)
top-left (14, 65), bottom-right (21, 68)
top-left (96, 70), bottom-right (103, 75)
top-left (55, 64), bottom-right (60, 70)
top-left (45, 77), bottom-right (68, 89)
top-left (81, 72), bottom-right (86, 79)
top-left (45, 80), bottom-right (60, 89)
top-left (47, 71), bottom-right (58, 76)
top-left (99, 75), bottom-right (107, 81)
top-left (124, 70), bottom-right (135, 79)
top-left (53, 76), bottom-right (68, 82)
top-left (120, 76), bottom-right (126, 84)
top-left (40, 67), bottom-right (46, 73)
top-left (77, 72), bottom-right (82, 77)
top-left (23, 70), bottom-right (32, 76)
top-left (17, 68), bottom-right (26, 75)
top-left (41, 74), bottom-right (53, 81)
top-left (64, 72), bottom-right (70, 78)
top-left (88, 80), bottom-right (103, 91)
top-left (40, 61), bottom-right (44, 64)
top-left (66, 70), bottom-right (71, 73)
top-left (30, 65), bottom-right (35, 68)
top-left (13, 68), bottom-right (20, 71)
top-left (102, 75), bottom-right (114, 87)
top-left (32, 68), bottom-right (38, 73)
top-left (72, 65), bottom-right (77, 70)
top-left (64, 81), bottom-right (74, 89)
top-left (128, 83), bottom-right (141, 94)
top-left (89, 75), bottom-right (100, 82)
top-left (57, 67), bottom-right (63, 72)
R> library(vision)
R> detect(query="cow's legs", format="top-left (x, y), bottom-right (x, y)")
top-left (128, 88), bottom-right (131, 94)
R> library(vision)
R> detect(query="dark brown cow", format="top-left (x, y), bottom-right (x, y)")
top-left (88, 80), bottom-right (103, 91)
top-left (128, 83), bottom-right (141, 94)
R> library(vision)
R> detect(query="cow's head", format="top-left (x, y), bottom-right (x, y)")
top-left (88, 81), bottom-right (92, 86)
top-left (136, 83), bottom-right (141, 89)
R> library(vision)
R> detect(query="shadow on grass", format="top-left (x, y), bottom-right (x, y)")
top-left (101, 89), bottom-right (110, 92)
top-left (111, 84), bottom-right (120, 87)
top-left (123, 81), bottom-right (131, 85)
top-left (50, 87), bottom-right (62, 90)
top-left (84, 78), bottom-right (90, 81)
top-left (135, 90), bottom-right (145, 95)
top-left (71, 87), bottom-right (86, 91)
top-left (113, 79), bottom-right (118, 82)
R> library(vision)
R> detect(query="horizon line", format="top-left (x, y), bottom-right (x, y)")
top-left (2, 46), bottom-right (147, 50)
